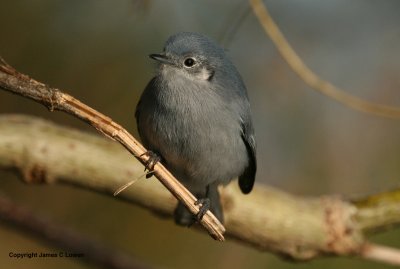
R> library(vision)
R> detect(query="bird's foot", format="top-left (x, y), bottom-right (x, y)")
top-left (140, 151), bottom-right (161, 178)
top-left (194, 198), bottom-right (210, 221)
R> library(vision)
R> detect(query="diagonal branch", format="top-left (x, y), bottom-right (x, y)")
top-left (249, 0), bottom-right (400, 119)
top-left (0, 58), bottom-right (225, 241)
top-left (0, 114), bottom-right (399, 265)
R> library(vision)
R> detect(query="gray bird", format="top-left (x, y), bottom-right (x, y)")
top-left (135, 32), bottom-right (256, 225)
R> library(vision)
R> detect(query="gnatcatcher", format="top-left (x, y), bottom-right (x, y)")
top-left (136, 32), bottom-right (256, 225)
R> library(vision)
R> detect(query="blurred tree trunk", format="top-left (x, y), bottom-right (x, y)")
top-left (0, 114), bottom-right (399, 264)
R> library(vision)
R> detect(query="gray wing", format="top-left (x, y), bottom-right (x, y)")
top-left (135, 77), bottom-right (157, 142)
top-left (135, 98), bottom-right (143, 137)
top-left (238, 117), bottom-right (257, 194)
top-left (135, 100), bottom-right (141, 132)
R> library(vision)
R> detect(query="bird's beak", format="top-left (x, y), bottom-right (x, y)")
top-left (149, 53), bottom-right (173, 65)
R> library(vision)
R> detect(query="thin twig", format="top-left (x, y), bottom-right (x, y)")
top-left (249, 0), bottom-right (400, 119)
top-left (0, 58), bottom-right (225, 240)
top-left (218, 1), bottom-right (251, 47)
top-left (0, 193), bottom-right (151, 269)
top-left (113, 171), bottom-right (149, 196)
top-left (361, 243), bottom-right (400, 266)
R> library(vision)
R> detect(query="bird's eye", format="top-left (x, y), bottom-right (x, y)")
top-left (183, 57), bottom-right (196, 67)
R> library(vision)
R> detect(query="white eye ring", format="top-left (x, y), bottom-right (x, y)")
top-left (183, 57), bottom-right (196, 67)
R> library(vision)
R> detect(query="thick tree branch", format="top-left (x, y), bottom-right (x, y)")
top-left (0, 58), bottom-right (225, 240)
top-left (0, 114), bottom-right (399, 264)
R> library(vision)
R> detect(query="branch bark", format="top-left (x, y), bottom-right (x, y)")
top-left (0, 58), bottom-right (225, 240)
top-left (0, 114), bottom-right (399, 264)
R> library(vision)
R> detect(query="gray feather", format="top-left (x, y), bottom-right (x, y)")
top-left (135, 32), bottom-right (257, 224)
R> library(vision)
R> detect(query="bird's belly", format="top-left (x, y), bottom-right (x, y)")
top-left (144, 111), bottom-right (248, 191)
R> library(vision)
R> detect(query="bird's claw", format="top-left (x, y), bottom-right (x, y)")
top-left (194, 198), bottom-right (210, 221)
top-left (140, 151), bottom-right (161, 178)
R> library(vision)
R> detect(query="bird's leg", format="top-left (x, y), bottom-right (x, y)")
top-left (194, 185), bottom-right (211, 221)
top-left (194, 198), bottom-right (210, 221)
top-left (207, 183), bottom-right (224, 223)
top-left (174, 184), bottom-right (224, 226)
top-left (140, 150), bottom-right (161, 178)
top-left (174, 187), bottom-right (210, 226)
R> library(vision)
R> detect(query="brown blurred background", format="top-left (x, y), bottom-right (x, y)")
top-left (1, 0), bottom-right (400, 268)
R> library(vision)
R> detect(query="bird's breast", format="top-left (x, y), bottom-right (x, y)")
top-left (145, 89), bottom-right (247, 186)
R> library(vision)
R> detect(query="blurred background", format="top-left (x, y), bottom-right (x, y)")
top-left (1, 0), bottom-right (400, 268)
